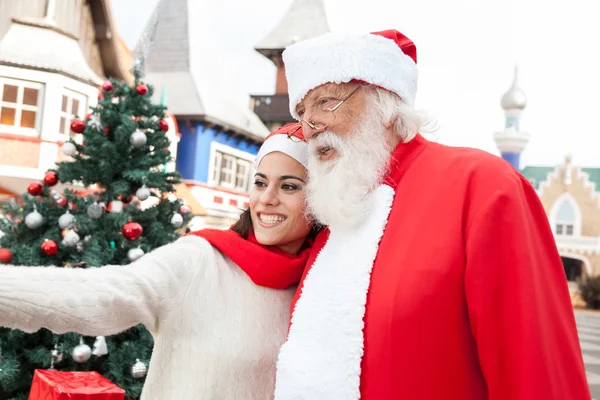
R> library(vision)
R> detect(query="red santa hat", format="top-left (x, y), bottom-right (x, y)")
top-left (282, 29), bottom-right (418, 120)
top-left (255, 123), bottom-right (308, 170)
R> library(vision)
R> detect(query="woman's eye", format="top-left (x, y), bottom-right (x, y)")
top-left (254, 180), bottom-right (267, 187)
top-left (282, 184), bottom-right (299, 191)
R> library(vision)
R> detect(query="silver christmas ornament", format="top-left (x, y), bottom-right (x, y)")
top-left (58, 212), bottom-right (75, 229)
top-left (61, 142), bottom-right (77, 157)
top-left (130, 130), bottom-right (147, 148)
top-left (170, 213), bottom-right (183, 228)
top-left (72, 338), bottom-right (92, 363)
top-left (128, 247), bottom-right (145, 262)
top-left (25, 210), bottom-right (44, 229)
top-left (51, 344), bottom-right (63, 363)
top-left (131, 359), bottom-right (147, 378)
top-left (110, 200), bottom-right (123, 213)
top-left (136, 186), bottom-right (150, 201)
top-left (63, 230), bottom-right (80, 247)
top-left (92, 336), bottom-right (108, 356)
top-left (87, 203), bottom-right (103, 219)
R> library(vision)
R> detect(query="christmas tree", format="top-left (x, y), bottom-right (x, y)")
top-left (0, 76), bottom-right (191, 399)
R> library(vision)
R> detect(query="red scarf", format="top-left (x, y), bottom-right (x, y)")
top-left (186, 229), bottom-right (311, 289)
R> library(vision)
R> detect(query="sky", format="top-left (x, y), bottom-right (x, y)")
top-left (111, 0), bottom-right (600, 167)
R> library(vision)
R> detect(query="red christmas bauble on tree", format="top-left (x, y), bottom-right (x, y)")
top-left (28, 182), bottom-right (43, 196)
top-left (0, 248), bottom-right (13, 264)
top-left (158, 119), bottom-right (169, 132)
top-left (136, 84), bottom-right (148, 95)
top-left (122, 222), bottom-right (143, 241)
top-left (43, 171), bottom-right (59, 187)
top-left (104, 126), bottom-right (110, 136)
top-left (70, 119), bottom-right (85, 133)
top-left (102, 80), bottom-right (113, 92)
top-left (98, 91), bottom-right (104, 100)
top-left (41, 240), bottom-right (58, 256)
top-left (85, 113), bottom-right (92, 120)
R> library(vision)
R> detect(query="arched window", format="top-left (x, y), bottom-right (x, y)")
top-left (550, 193), bottom-right (581, 236)
top-left (555, 201), bottom-right (575, 235)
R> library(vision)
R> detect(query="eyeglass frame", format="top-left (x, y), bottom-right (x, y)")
top-left (286, 85), bottom-right (362, 142)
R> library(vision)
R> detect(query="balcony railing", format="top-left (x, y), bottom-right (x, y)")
top-left (250, 94), bottom-right (295, 124)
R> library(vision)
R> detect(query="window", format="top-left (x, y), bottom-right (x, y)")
top-left (220, 155), bottom-right (236, 188)
top-left (0, 78), bottom-right (43, 135)
top-left (209, 143), bottom-right (255, 192)
top-left (236, 160), bottom-right (250, 190)
top-left (58, 89), bottom-right (87, 139)
top-left (555, 200), bottom-right (575, 236)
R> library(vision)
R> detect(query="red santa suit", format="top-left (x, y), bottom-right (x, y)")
top-left (274, 30), bottom-right (590, 400)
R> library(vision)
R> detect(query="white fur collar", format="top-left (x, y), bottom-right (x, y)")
top-left (274, 184), bottom-right (395, 400)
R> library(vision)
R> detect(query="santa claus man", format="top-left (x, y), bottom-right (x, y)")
top-left (274, 29), bottom-right (590, 399)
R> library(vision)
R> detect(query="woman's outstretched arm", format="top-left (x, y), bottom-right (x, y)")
top-left (0, 236), bottom-right (207, 336)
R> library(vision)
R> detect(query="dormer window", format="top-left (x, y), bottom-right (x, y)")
top-left (0, 78), bottom-right (43, 136)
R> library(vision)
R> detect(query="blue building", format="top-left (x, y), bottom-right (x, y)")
top-left (140, 0), bottom-right (270, 229)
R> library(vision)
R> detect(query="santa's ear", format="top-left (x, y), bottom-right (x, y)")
top-left (385, 113), bottom-right (399, 130)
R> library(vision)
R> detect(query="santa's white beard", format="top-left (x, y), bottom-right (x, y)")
top-left (306, 111), bottom-right (392, 229)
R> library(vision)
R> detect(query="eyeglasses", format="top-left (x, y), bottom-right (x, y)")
top-left (287, 85), bottom-right (362, 142)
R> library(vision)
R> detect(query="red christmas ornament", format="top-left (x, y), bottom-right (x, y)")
top-left (158, 119), bottom-right (169, 132)
top-left (98, 91), bottom-right (104, 100)
top-left (70, 119), bottom-right (85, 133)
top-left (41, 240), bottom-right (59, 256)
top-left (102, 80), bottom-right (113, 92)
top-left (0, 248), bottom-right (13, 264)
top-left (43, 171), bottom-right (59, 187)
top-left (136, 84), bottom-right (148, 95)
top-left (58, 198), bottom-right (68, 207)
top-left (104, 126), bottom-right (110, 136)
top-left (85, 113), bottom-right (92, 120)
top-left (122, 222), bottom-right (143, 241)
top-left (28, 182), bottom-right (43, 196)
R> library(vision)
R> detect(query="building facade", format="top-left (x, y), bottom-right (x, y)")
top-left (0, 0), bottom-right (133, 202)
top-left (140, 0), bottom-right (299, 229)
top-left (495, 68), bottom-right (600, 281)
top-left (250, 0), bottom-right (330, 132)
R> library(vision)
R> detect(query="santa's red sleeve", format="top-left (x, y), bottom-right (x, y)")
top-left (464, 171), bottom-right (591, 400)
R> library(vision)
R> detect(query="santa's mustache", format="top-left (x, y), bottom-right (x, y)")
top-left (308, 131), bottom-right (346, 158)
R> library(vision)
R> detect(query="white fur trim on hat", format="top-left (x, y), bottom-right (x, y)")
top-left (255, 134), bottom-right (309, 170)
top-left (283, 32), bottom-right (418, 120)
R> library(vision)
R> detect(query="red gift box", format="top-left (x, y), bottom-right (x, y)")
top-left (29, 369), bottom-right (125, 400)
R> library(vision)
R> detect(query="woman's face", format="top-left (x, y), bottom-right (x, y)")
top-left (250, 152), bottom-right (312, 254)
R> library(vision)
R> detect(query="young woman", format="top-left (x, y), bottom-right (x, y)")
top-left (0, 124), bottom-right (314, 399)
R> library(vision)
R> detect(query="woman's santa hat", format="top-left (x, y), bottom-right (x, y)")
top-left (282, 29), bottom-right (418, 120)
top-left (255, 123), bottom-right (308, 169)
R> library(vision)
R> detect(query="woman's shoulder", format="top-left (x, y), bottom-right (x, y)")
top-left (147, 235), bottom-right (219, 271)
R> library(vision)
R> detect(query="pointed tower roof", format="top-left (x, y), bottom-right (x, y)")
top-left (255, 0), bottom-right (330, 58)
top-left (501, 65), bottom-right (527, 110)
top-left (139, 0), bottom-right (269, 140)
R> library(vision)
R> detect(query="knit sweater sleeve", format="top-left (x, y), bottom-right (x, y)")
top-left (0, 236), bottom-right (207, 336)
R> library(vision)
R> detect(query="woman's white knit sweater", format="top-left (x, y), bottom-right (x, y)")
top-left (0, 236), bottom-right (295, 399)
